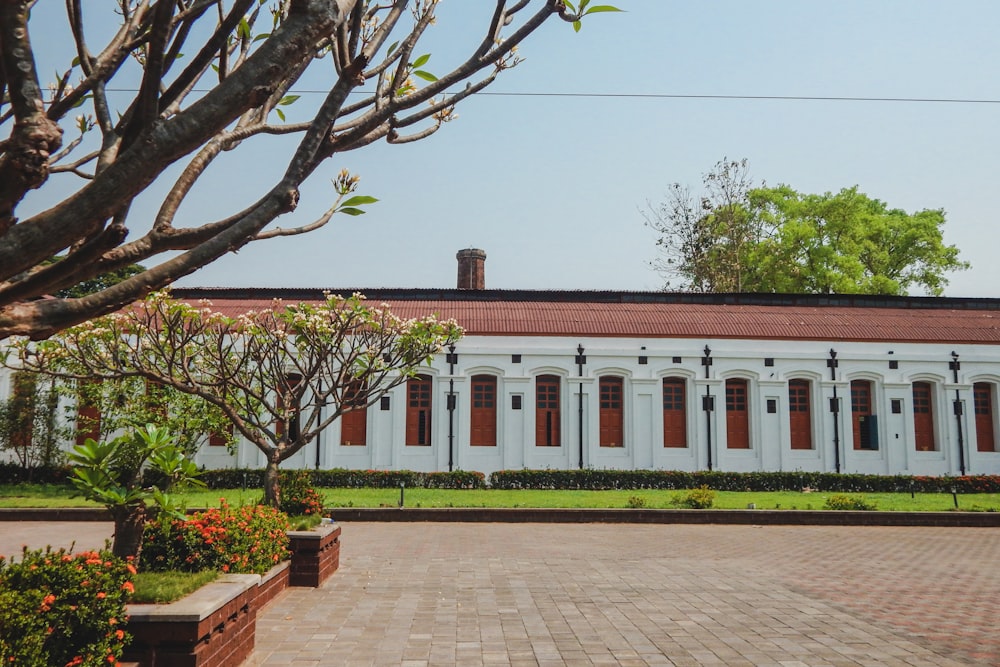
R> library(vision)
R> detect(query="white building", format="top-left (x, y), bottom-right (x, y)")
top-left (175, 249), bottom-right (1000, 478)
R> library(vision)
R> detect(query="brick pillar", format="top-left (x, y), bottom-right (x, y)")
top-left (456, 248), bottom-right (486, 290)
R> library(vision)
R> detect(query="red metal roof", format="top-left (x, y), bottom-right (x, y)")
top-left (175, 290), bottom-right (1000, 344)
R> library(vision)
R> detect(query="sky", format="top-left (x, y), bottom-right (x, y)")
top-left (22, 1), bottom-right (1000, 297)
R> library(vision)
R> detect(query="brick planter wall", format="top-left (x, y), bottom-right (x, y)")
top-left (288, 521), bottom-right (341, 587)
top-left (123, 572), bottom-right (266, 667)
top-left (123, 522), bottom-right (341, 667)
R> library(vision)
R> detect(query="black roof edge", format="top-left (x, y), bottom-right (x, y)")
top-left (170, 287), bottom-right (1000, 311)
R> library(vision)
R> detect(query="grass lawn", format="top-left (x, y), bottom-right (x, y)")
top-left (1, 484), bottom-right (999, 512)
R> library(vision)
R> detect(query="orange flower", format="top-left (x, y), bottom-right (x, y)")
top-left (115, 629), bottom-right (125, 641)
top-left (96, 592), bottom-right (106, 599)
top-left (121, 581), bottom-right (134, 594)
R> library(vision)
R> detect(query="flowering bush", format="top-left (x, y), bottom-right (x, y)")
top-left (277, 470), bottom-right (325, 517)
top-left (141, 500), bottom-right (290, 574)
top-left (825, 494), bottom-right (878, 511)
top-left (0, 545), bottom-right (134, 666)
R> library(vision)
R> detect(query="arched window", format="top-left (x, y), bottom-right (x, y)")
top-left (974, 382), bottom-right (996, 452)
top-left (662, 377), bottom-right (687, 448)
top-left (788, 379), bottom-right (813, 450)
top-left (599, 376), bottom-right (624, 448)
top-left (75, 380), bottom-right (102, 447)
top-left (340, 380), bottom-right (367, 446)
top-left (912, 381), bottom-right (936, 451)
top-left (470, 375), bottom-right (497, 447)
top-left (535, 375), bottom-right (561, 447)
top-left (725, 378), bottom-right (750, 449)
top-left (850, 379), bottom-right (877, 450)
top-left (276, 373), bottom-right (302, 442)
top-left (405, 374), bottom-right (433, 446)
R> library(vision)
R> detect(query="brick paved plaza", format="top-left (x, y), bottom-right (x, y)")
top-left (251, 523), bottom-right (999, 666)
top-left (2, 521), bottom-right (998, 666)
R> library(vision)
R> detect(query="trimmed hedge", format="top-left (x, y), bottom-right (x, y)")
top-left (0, 462), bottom-right (72, 485)
top-left (187, 467), bottom-right (487, 490)
top-left (21, 465), bottom-right (1000, 494)
top-left (487, 469), bottom-right (1000, 494)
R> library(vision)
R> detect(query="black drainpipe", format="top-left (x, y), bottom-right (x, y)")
top-left (701, 345), bottom-right (713, 471)
top-left (447, 345), bottom-right (457, 472)
top-left (314, 377), bottom-right (323, 470)
top-left (576, 344), bottom-right (586, 469)
top-left (951, 351), bottom-right (966, 475)
top-left (828, 349), bottom-right (841, 474)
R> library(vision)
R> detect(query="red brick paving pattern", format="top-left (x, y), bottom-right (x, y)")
top-left (251, 523), bottom-right (1000, 666)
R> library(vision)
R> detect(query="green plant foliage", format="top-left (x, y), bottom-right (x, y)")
top-left (487, 469), bottom-right (1000, 494)
top-left (141, 500), bottom-right (290, 574)
top-left (69, 425), bottom-right (203, 519)
top-left (276, 470), bottom-right (325, 517)
top-left (191, 467), bottom-right (486, 490)
top-left (626, 495), bottom-right (647, 508)
top-left (0, 546), bottom-right (134, 666)
top-left (824, 494), bottom-right (878, 511)
top-left (671, 486), bottom-right (716, 509)
top-left (131, 570), bottom-right (220, 604)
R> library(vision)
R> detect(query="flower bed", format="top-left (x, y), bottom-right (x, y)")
top-left (124, 522), bottom-right (339, 667)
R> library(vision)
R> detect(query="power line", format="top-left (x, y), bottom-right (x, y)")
top-left (473, 92), bottom-right (1000, 104)
top-left (104, 88), bottom-right (1000, 104)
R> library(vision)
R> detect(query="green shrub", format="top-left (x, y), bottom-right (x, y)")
top-left (0, 546), bottom-right (134, 666)
top-left (277, 470), bottom-right (325, 517)
top-left (626, 495), bottom-right (647, 508)
top-left (671, 486), bottom-right (716, 509)
top-left (824, 494), bottom-right (878, 511)
top-left (141, 500), bottom-right (290, 574)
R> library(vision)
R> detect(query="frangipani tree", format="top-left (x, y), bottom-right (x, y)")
top-left (12, 291), bottom-right (462, 505)
top-left (0, 0), bottom-right (619, 340)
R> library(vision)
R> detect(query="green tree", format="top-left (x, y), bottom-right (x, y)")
top-left (68, 424), bottom-right (204, 558)
top-left (13, 291), bottom-right (462, 507)
top-left (646, 159), bottom-right (968, 295)
top-left (0, 1), bottom-right (619, 340)
top-left (0, 371), bottom-right (63, 474)
top-left (748, 186), bottom-right (968, 295)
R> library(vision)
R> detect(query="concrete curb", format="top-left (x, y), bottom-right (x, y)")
top-left (327, 507), bottom-right (1000, 527)
top-left (3, 506), bottom-right (998, 527)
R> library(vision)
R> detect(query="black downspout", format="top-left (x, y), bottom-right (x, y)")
top-left (314, 378), bottom-right (323, 470)
top-left (576, 344), bottom-right (586, 469)
top-left (447, 345), bottom-right (457, 472)
top-left (702, 345), bottom-right (713, 471)
top-left (828, 349), bottom-right (840, 474)
top-left (951, 351), bottom-right (966, 475)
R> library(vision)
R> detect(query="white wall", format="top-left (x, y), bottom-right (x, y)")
top-left (6, 334), bottom-right (1000, 477)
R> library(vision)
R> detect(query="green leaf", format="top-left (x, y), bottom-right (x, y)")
top-left (71, 94), bottom-right (93, 109)
top-left (412, 53), bottom-right (431, 68)
top-left (253, 32), bottom-right (270, 42)
top-left (71, 56), bottom-right (80, 67)
top-left (276, 108), bottom-right (285, 121)
top-left (584, 5), bottom-right (624, 15)
top-left (387, 41), bottom-right (399, 57)
top-left (413, 70), bottom-right (438, 82)
top-left (573, 20), bottom-right (582, 32)
top-left (341, 195), bottom-right (379, 207)
top-left (237, 18), bottom-right (251, 40)
top-left (338, 207), bottom-right (367, 216)
top-left (278, 95), bottom-right (300, 106)
top-left (564, 0), bottom-right (577, 10)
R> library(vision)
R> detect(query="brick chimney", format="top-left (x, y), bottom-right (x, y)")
top-left (456, 248), bottom-right (486, 290)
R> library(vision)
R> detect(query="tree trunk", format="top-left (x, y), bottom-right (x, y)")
top-left (110, 503), bottom-right (147, 559)
top-left (262, 453), bottom-right (282, 508)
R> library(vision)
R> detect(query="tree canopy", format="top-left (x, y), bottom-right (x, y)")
top-left (11, 291), bottom-right (463, 506)
top-left (0, 1), bottom-right (618, 340)
top-left (644, 158), bottom-right (969, 295)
